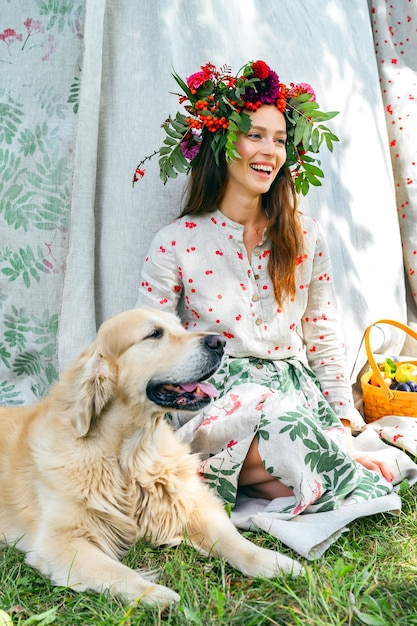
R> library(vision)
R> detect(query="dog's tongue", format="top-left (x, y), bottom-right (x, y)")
top-left (181, 382), bottom-right (219, 397)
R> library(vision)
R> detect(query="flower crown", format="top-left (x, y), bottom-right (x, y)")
top-left (133, 60), bottom-right (339, 196)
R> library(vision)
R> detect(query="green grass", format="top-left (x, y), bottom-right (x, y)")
top-left (1, 487), bottom-right (417, 625)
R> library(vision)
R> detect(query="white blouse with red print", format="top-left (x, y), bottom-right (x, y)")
top-left (136, 209), bottom-right (364, 428)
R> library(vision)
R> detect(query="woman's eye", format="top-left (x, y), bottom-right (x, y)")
top-left (248, 133), bottom-right (261, 140)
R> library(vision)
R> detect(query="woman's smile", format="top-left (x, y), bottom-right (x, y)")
top-left (225, 105), bottom-right (287, 198)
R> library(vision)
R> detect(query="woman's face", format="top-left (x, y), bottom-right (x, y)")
top-left (226, 105), bottom-right (287, 198)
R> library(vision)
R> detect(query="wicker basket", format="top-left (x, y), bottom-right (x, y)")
top-left (361, 319), bottom-right (417, 422)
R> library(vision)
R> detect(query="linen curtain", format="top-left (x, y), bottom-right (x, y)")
top-left (0, 0), bottom-right (414, 406)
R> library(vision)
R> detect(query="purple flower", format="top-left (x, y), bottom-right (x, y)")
top-left (243, 68), bottom-right (280, 105)
top-left (181, 138), bottom-right (201, 161)
top-left (180, 128), bottom-right (202, 161)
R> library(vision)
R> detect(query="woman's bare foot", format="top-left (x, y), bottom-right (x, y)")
top-left (238, 437), bottom-right (294, 500)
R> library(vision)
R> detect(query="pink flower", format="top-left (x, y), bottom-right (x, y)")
top-left (0, 28), bottom-right (23, 55)
top-left (22, 19), bottom-right (45, 52)
top-left (194, 415), bottom-right (218, 431)
top-left (226, 440), bottom-right (238, 448)
top-left (187, 71), bottom-right (209, 90)
top-left (224, 393), bottom-right (242, 415)
top-left (41, 33), bottom-right (56, 61)
top-left (0, 28), bottom-right (23, 43)
top-left (24, 18), bottom-right (44, 36)
top-left (187, 62), bottom-right (217, 91)
top-left (289, 82), bottom-right (316, 101)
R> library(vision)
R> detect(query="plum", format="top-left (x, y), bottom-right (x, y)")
top-left (397, 382), bottom-right (411, 392)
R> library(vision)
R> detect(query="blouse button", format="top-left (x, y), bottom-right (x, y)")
top-left (253, 274), bottom-right (259, 280)
top-left (252, 294), bottom-right (259, 302)
top-left (255, 318), bottom-right (262, 325)
top-left (256, 362), bottom-right (263, 369)
top-left (253, 247), bottom-right (260, 256)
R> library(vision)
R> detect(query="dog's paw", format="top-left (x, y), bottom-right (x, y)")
top-left (272, 552), bottom-right (305, 577)
top-left (233, 545), bottom-right (304, 579)
top-left (130, 582), bottom-right (180, 608)
top-left (257, 549), bottom-right (305, 579)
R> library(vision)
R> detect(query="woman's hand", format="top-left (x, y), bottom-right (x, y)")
top-left (340, 418), bottom-right (395, 482)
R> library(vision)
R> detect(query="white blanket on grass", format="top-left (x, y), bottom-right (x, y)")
top-left (231, 417), bottom-right (417, 560)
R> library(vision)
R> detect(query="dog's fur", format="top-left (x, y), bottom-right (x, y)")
top-left (0, 308), bottom-right (302, 606)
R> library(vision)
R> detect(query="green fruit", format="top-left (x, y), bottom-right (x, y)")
top-left (395, 362), bottom-right (417, 383)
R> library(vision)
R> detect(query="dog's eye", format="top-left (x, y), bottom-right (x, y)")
top-left (145, 328), bottom-right (163, 340)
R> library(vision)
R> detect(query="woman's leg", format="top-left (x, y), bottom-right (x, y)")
top-left (238, 437), bottom-right (294, 500)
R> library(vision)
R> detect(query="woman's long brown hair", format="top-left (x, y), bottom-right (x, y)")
top-left (179, 132), bottom-right (305, 307)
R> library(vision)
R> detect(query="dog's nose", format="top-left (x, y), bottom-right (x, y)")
top-left (204, 334), bottom-right (226, 354)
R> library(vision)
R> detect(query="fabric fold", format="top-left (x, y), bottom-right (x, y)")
top-left (57, 0), bottom-right (107, 373)
top-left (231, 421), bottom-right (417, 560)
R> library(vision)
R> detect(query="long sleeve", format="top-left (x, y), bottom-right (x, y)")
top-left (135, 225), bottom-right (183, 316)
top-left (300, 220), bottom-right (364, 427)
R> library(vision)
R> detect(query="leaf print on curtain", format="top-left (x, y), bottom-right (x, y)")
top-left (0, 1), bottom-right (85, 404)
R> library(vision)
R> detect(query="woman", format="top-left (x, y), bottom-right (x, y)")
top-left (134, 60), bottom-right (394, 513)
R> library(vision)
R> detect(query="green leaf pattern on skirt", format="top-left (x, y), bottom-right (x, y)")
top-left (171, 357), bottom-right (392, 514)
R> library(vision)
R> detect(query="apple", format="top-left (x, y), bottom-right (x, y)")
top-left (395, 362), bottom-right (417, 384)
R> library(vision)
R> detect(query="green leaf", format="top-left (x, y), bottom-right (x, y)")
top-left (165, 125), bottom-right (183, 140)
top-left (303, 439), bottom-right (320, 451)
top-left (398, 478), bottom-right (410, 496)
top-left (294, 117), bottom-right (307, 147)
top-left (162, 136), bottom-right (178, 147)
top-left (302, 121), bottom-right (313, 150)
top-left (303, 162), bottom-right (324, 177)
top-left (351, 610), bottom-right (387, 626)
top-left (384, 357), bottom-right (397, 377)
top-left (24, 607), bottom-right (58, 624)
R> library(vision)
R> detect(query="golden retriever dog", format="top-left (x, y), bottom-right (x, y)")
top-left (0, 308), bottom-right (302, 606)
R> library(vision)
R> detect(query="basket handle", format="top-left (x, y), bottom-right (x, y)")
top-left (364, 319), bottom-right (417, 399)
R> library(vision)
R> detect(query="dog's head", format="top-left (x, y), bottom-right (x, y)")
top-left (69, 308), bottom-right (225, 437)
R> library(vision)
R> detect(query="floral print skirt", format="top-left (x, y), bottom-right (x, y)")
top-left (170, 357), bottom-right (392, 514)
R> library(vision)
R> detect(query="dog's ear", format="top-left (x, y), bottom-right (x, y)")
top-left (71, 350), bottom-right (117, 438)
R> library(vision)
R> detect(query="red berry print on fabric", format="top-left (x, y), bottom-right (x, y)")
top-left (296, 254), bottom-right (308, 265)
top-left (371, 2), bottom-right (416, 299)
